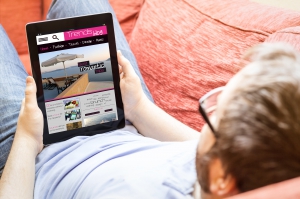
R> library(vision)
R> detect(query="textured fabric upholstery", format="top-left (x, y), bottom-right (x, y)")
top-left (129, 0), bottom-right (300, 131)
top-left (109, 0), bottom-right (144, 41)
top-left (265, 26), bottom-right (300, 51)
top-left (227, 176), bottom-right (300, 199)
top-left (0, 0), bottom-right (42, 55)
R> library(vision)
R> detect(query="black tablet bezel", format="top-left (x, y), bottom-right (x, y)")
top-left (26, 13), bottom-right (125, 145)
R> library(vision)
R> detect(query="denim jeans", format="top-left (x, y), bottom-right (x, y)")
top-left (0, 0), bottom-right (153, 175)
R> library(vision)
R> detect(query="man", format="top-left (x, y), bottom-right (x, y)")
top-left (196, 43), bottom-right (300, 198)
top-left (1, 1), bottom-right (300, 199)
top-left (0, 1), bottom-right (199, 199)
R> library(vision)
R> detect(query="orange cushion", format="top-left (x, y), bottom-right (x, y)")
top-left (265, 26), bottom-right (300, 52)
top-left (43, 0), bottom-right (53, 20)
top-left (19, 54), bottom-right (32, 75)
top-left (0, 0), bottom-right (42, 55)
top-left (129, 0), bottom-right (300, 131)
top-left (109, 0), bottom-right (144, 41)
top-left (227, 176), bottom-right (300, 199)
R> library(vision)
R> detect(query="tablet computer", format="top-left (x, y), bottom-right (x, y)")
top-left (26, 13), bottom-right (125, 145)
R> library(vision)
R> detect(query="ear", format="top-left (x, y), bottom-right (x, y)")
top-left (209, 158), bottom-right (238, 197)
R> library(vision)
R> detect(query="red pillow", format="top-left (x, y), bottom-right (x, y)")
top-left (228, 176), bottom-right (300, 199)
top-left (265, 26), bottom-right (300, 52)
top-left (0, 0), bottom-right (41, 54)
top-left (109, 0), bottom-right (144, 41)
top-left (129, 0), bottom-right (300, 131)
top-left (43, 0), bottom-right (53, 20)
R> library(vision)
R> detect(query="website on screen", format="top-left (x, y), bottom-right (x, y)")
top-left (36, 26), bottom-right (118, 134)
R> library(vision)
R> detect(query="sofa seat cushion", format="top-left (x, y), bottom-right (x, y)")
top-left (129, 0), bottom-right (300, 131)
top-left (43, 0), bottom-right (53, 19)
top-left (19, 54), bottom-right (32, 75)
top-left (0, 0), bottom-right (41, 55)
top-left (109, 0), bottom-right (144, 41)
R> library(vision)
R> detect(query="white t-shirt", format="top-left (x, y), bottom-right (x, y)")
top-left (34, 125), bottom-right (198, 199)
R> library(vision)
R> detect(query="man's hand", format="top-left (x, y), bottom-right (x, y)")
top-left (118, 51), bottom-right (148, 121)
top-left (0, 76), bottom-right (44, 199)
top-left (15, 76), bottom-right (43, 155)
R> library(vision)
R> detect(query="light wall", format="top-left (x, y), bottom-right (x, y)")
top-left (251, 0), bottom-right (300, 11)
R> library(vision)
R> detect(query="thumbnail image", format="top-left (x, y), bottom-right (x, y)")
top-left (39, 43), bottom-right (114, 101)
top-left (84, 113), bottom-right (117, 127)
top-left (63, 98), bottom-right (80, 110)
top-left (65, 109), bottom-right (81, 121)
top-left (66, 121), bottom-right (82, 131)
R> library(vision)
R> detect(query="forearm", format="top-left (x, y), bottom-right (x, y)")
top-left (117, 51), bottom-right (200, 141)
top-left (0, 134), bottom-right (38, 199)
top-left (129, 96), bottom-right (200, 141)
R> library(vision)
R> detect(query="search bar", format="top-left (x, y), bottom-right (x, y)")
top-left (36, 32), bottom-right (65, 45)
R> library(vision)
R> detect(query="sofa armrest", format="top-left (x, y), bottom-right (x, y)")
top-left (227, 177), bottom-right (300, 199)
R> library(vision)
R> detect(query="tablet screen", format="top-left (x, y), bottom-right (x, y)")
top-left (35, 25), bottom-right (119, 134)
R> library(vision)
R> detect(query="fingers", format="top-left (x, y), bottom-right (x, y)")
top-left (117, 51), bottom-right (123, 75)
top-left (117, 50), bottom-right (135, 77)
top-left (118, 64), bottom-right (123, 74)
top-left (24, 76), bottom-right (37, 107)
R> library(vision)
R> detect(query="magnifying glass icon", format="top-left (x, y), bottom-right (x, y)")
top-left (52, 35), bottom-right (59, 40)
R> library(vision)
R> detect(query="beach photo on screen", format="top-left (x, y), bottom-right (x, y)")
top-left (39, 43), bottom-right (114, 101)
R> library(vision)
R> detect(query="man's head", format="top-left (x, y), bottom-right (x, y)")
top-left (196, 43), bottom-right (300, 198)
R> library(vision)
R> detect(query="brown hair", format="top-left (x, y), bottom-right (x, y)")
top-left (197, 43), bottom-right (300, 193)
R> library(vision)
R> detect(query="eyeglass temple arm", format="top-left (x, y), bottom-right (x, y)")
top-left (199, 105), bottom-right (216, 134)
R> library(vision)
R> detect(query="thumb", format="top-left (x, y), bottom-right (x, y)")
top-left (24, 76), bottom-right (37, 107)
top-left (117, 50), bottom-right (135, 76)
top-left (20, 98), bottom-right (25, 113)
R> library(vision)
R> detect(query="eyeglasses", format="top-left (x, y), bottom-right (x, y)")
top-left (198, 87), bottom-right (224, 137)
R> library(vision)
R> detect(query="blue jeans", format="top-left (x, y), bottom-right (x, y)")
top-left (0, 0), bottom-right (153, 175)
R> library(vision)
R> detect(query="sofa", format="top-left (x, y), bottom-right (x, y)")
top-left (1, 0), bottom-right (300, 198)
